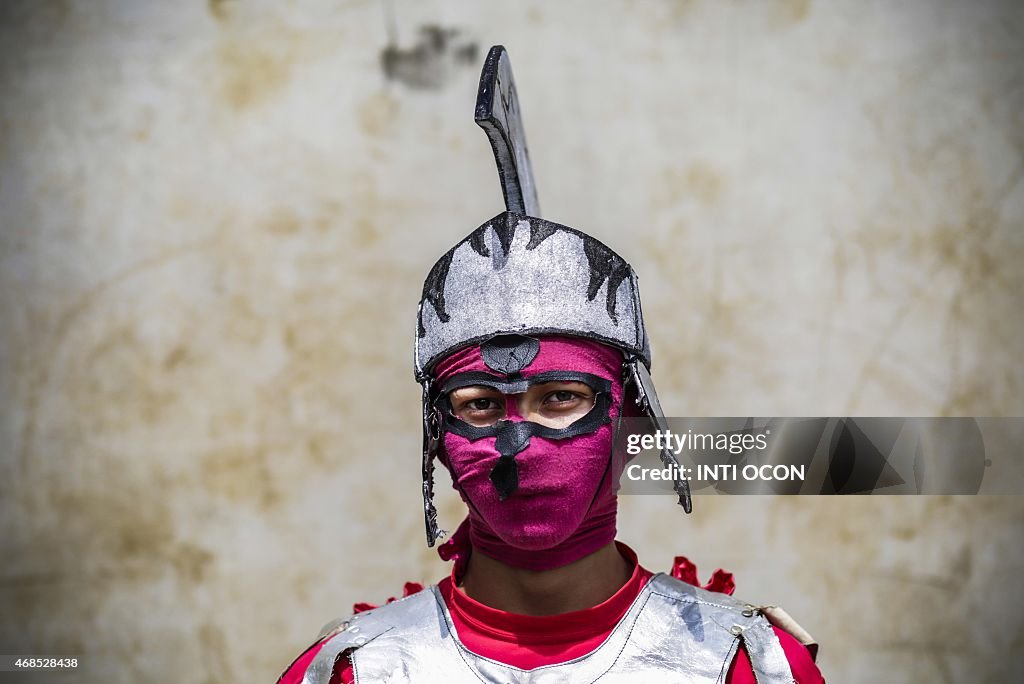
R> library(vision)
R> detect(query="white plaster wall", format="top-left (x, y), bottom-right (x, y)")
top-left (0, 1), bottom-right (1021, 682)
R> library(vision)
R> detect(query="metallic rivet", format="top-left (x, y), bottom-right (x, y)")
top-left (742, 608), bottom-right (755, 618)
top-left (730, 625), bottom-right (744, 636)
top-left (348, 626), bottom-right (360, 634)
top-left (354, 636), bottom-right (367, 645)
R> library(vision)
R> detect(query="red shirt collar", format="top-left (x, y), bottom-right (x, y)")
top-left (438, 542), bottom-right (654, 644)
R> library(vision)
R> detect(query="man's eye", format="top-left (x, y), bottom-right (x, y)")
top-left (468, 398), bottom-right (499, 411)
top-left (545, 390), bottom-right (583, 406)
top-left (451, 393), bottom-right (504, 427)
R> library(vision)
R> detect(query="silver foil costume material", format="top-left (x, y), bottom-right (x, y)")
top-left (302, 574), bottom-right (796, 684)
top-left (414, 212), bottom-right (650, 377)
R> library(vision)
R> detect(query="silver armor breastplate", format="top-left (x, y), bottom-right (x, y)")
top-left (303, 574), bottom-right (795, 684)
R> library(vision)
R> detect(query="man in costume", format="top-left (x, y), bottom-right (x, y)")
top-left (279, 46), bottom-right (823, 683)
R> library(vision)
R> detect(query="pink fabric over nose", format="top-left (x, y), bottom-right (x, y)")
top-left (433, 336), bottom-right (624, 571)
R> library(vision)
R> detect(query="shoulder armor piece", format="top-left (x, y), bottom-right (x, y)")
top-left (301, 590), bottom-right (436, 684)
top-left (646, 574), bottom-right (798, 684)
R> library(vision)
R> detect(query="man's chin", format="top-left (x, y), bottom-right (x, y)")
top-left (491, 521), bottom-right (581, 552)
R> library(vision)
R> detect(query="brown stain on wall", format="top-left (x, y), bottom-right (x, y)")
top-left (218, 36), bottom-right (296, 111)
top-left (653, 161), bottom-right (726, 209)
top-left (16, 478), bottom-right (216, 598)
top-left (199, 621), bottom-right (233, 681)
top-left (206, 5), bottom-right (351, 117)
top-left (776, 0), bottom-right (812, 24)
top-left (358, 92), bottom-right (400, 139)
top-left (847, 498), bottom-right (1023, 668)
top-left (223, 293), bottom-right (268, 345)
top-left (643, 223), bottom-right (771, 413)
top-left (841, 65), bottom-right (1024, 415)
top-left (162, 343), bottom-right (190, 371)
top-left (684, 162), bottom-right (725, 205)
top-left (201, 445), bottom-right (282, 508)
top-left (670, 0), bottom-right (699, 20)
top-left (928, 168), bottom-right (1022, 414)
top-left (208, 0), bottom-right (234, 23)
top-left (76, 322), bottom-right (182, 429)
top-left (17, 240), bottom-right (218, 470)
top-left (265, 209), bottom-right (303, 236)
top-left (4, 241), bottom-right (224, 666)
top-left (353, 217), bottom-right (379, 247)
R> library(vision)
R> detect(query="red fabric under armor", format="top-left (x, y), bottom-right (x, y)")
top-left (276, 544), bottom-right (823, 684)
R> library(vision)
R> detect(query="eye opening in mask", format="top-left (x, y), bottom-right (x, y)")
top-left (448, 381), bottom-right (598, 428)
top-left (436, 370), bottom-right (613, 432)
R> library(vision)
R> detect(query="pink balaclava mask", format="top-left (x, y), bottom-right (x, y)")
top-left (432, 335), bottom-right (624, 571)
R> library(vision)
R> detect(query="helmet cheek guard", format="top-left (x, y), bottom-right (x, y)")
top-left (415, 46), bottom-right (690, 548)
top-left (622, 356), bottom-right (693, 514)
top-left (421, 378), bottom-right (446, 547)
